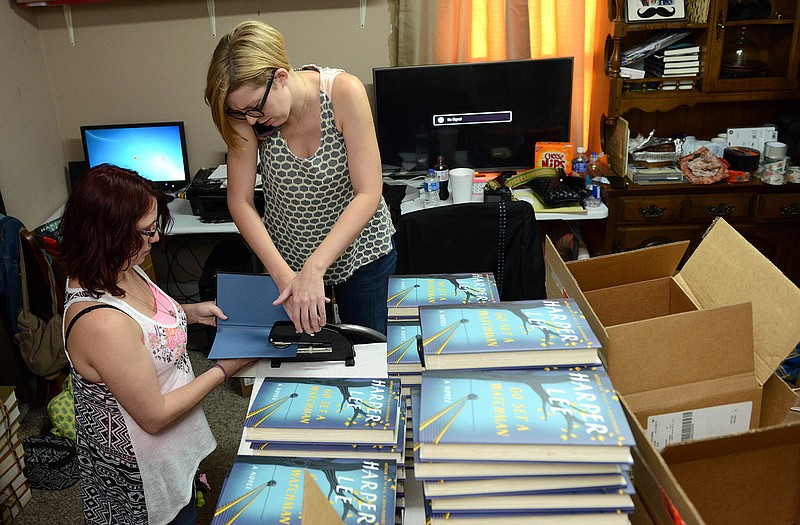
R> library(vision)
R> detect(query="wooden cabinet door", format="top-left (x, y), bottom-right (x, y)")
top-left (705, 0), bottom-right (800, 93)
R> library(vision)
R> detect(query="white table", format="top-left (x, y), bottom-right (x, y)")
top-left (168, 197), bottom-right (240, 235)
top-left (396, 182), bottom-right (609, 221)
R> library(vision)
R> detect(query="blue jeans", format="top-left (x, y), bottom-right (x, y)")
top-left (167, 485), bottom-right (197, 525)
top-left (326, 246), bottom-right (397, 335)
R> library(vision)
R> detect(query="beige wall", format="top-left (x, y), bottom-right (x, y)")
top-left (2, 0), bottom-right (394, 228)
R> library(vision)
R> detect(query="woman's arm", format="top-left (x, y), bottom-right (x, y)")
top-left (273, 72), bottom-right (383, 332)
top-left (67, 305), bottom-right (252, 434)
top-left (226, 119), bottom-right (296, 288)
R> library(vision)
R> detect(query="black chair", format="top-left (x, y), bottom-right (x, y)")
top-left (393, 201), bottom-right (545, 301)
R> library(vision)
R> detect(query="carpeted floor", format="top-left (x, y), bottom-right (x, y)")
top-left (14, 336), bottom-right (250, 525)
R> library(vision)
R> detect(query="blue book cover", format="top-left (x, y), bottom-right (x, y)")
top-left (208, 272), bottom-right (296, 360)
top-left (428, 487), bottom-right (634, 514)
top-left (387, 273), bottom-right (499, 319)
top-left (419, 298), bottom-right (600, 370)
top-left (244, 378), bottom-right (402, 444)
top-left (387, 322), bottom-right (423, 372)
top-left (212, 456), bottom-right (397, 525)
top-left (249, 398), bottom-right (408, 462)
top-left (430, 510), bottom-right (632, 524)
top-left (417, 366), bottom-right (633, 465)
top-left (422, 471), bottom-right (628, 498)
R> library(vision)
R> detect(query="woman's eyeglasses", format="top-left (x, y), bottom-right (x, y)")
top-left (225, 70), bottom-right (276, 120)
top-left (138, 225), bottom-right (158, 238)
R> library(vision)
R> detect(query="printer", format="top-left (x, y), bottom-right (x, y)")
top-left (186, 167), bottom-right (265, 220)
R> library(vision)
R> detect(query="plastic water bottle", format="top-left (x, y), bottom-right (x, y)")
top-left (588, 152), bottom-right (600, 180)
top-left (434, 155), bottom-right (450, 201)
top-left (572, 146), bottom-right (589, 179)
top-left (423, 168), bottom-right (440, 208)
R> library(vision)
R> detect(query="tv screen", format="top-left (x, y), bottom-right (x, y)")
top-left (373, 58), bottom-right (573, 175)
top-left (80, 121), bottom-right (191, 191)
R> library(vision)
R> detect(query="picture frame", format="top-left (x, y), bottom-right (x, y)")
top-left (626, 0), bottom-right (686, 23)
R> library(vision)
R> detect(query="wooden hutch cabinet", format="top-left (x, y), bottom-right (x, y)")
top-left (590, 0), bottom-right (800, 147)
top-left (602, 179), bottom-right (800, 286)
top-left (587, 0), bottom-right (800, 287)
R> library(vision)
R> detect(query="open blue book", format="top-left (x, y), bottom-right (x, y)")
top-left (207, 272), bottom-right (296, 360)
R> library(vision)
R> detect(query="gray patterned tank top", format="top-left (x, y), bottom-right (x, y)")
top-left (258, 65), bottom-right (394, 284)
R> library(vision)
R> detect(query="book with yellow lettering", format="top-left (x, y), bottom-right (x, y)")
top-left (387, 273), bottom-right (499, 320)
top-left (418, 299), bottom-right (600, 370)
top-left (243, 378), bottom-right (402, 445)
top-left (211, 456), bottom-right (397, 525)
top-left (417, 366), bottom-right (633, 465)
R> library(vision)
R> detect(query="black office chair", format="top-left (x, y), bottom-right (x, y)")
top-left (393, 201), bottom-right (545, 301)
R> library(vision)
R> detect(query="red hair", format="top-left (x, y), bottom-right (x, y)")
top-left (59, 164), bottom-right (172, 297)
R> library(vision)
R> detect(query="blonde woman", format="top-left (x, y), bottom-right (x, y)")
top-left (205, 20), bottom-right (396, 335)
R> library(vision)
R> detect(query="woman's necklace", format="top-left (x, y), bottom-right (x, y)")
top-left (124, 283), bottom-right (175, 318)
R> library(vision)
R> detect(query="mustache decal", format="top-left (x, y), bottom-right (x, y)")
top-left (637, 6), bottom-right (677, 18)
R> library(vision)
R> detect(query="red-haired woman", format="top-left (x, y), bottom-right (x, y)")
top-left (59, 164), bottom-right (254, 525)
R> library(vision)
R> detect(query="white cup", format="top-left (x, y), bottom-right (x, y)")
top-left (449, 167), bottom-right (475, 204)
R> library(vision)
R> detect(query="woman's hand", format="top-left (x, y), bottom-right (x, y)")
top-left (183, 301), bottom-right (227, 326)
top-left (273, 269), bottom-right (330, 334)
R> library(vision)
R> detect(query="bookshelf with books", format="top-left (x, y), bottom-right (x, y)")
top-left (589, 0), bottom-right (800, 155)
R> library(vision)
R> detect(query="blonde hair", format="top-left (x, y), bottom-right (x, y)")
top-left (205, 20), bottom-right (292, 149)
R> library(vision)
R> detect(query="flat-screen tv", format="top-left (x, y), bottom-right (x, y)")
top-left (373, 58), bottom-right (573, 175)
top-left (80, 121), bottom-right (191, 191)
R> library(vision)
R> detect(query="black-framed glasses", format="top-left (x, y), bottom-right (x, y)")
top-left (225, 70), bottom-right (276, 120)
top-left (138, 225), bottom-right (158, 238)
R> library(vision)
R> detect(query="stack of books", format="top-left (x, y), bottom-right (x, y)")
top-left (417, 298), bottom-right (601, 370)
top-left (387, 322), bottom-right (424, 396)
top-left (212, 455), bottom-right (398, 525)
top-left (0, 386), bottom-right (32, 523)
top-left (387, 273), bottom-right (500, 322)
top-left (242, 377), bottom-right (404, 457)
top-left (644, 42), bottom-right (701, 89)
top-left (386, 273), bottom-right (500, 397)
top-left (404, 298), bottom-right (637, 522)
top-left (416, 367), bottom-right (636, 523)
top-left (216, 377), bottom-right (403, 525)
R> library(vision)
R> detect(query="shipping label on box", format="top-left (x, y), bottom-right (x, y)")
top-left (646, 401), bottom-right (753, 451)
top-left (535, 142), bottom-right (573, 174)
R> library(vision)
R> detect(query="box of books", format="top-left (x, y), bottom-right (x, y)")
top-left (544, 217), bottom-right (800, 524)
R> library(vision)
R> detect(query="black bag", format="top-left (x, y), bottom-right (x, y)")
top-left (485, 167), bottom-right (586, 209)
top-left (22, 435), bottom-right (79, 490)
top-left (525, 172), bottom-right (587, 208)
top-left (15, 232), bottom-right (67, 379)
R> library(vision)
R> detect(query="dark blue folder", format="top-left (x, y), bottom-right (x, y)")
top-left (207, 273), bottom-right (297, 360)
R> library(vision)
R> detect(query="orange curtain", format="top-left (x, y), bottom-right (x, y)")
top-left (394, 0), bottom-right (596, 149)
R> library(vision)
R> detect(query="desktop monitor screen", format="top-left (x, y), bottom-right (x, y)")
top-left (80, 121), bottom-right (191, 190)
top-left (373, 58), bottom-right (573, 175)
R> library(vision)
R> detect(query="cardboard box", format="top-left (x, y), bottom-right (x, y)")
top-left (544, 218), bottom-right (800, 524)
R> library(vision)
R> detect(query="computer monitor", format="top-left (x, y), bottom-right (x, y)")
top-left (80, 121), bottom-right (191, 191)
top-left (373, 58), bottom-right (573, 176)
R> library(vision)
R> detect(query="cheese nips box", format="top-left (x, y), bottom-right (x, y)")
top-left (535, 142), bottom-right (573, 174)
